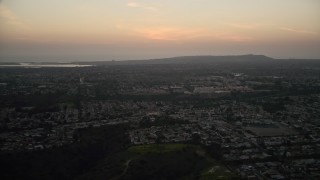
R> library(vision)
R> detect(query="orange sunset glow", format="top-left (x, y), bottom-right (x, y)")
top-left (0, 0), bottom-right (319, 61)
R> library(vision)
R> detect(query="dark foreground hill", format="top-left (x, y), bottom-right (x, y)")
top-left (0, 125), bottom-right (236, 180)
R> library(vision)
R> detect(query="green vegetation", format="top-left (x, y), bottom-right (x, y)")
top-left (77, 143), bottom-right (236, 180)
top-left (128, 143), bottom-right (189, 154)
top-left (0, 124), bottom-right (235, 180)
top-left (200, 166), bottom-right (234, 180)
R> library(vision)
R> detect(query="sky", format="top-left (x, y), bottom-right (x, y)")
top-left (0, 0), bottom-right (319, 62)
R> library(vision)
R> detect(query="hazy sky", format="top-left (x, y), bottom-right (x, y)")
top-left (0, 0), bottom-right (319, 61)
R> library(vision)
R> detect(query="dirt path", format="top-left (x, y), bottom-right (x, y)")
top-left (111, 159), bottom-right (132, 180)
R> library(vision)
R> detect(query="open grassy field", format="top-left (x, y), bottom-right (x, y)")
top-left (76, 143), bottom-right (236, 180)
top-left (128, 143), bottom-right (191, 154)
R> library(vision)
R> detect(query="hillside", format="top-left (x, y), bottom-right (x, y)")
top-left (83, 55), bottom-right (274, 65)
top-left (77, 55), bottom-right (320, 71)
top-left (76, 144), bottom-right (236, 180)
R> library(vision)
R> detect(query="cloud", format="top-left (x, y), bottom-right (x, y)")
top-left (215, 33), bottom-right (254, 42)
top-left (134, 26), bottom-right (254, 42)
top-left (225, 23), bottom-right (257, 30)
top-left (127, 1), bottom-right (158, 12)
top-left (0, 5), bottom-right (28, 29)
top-left (280, 27), bottom-right (318, 35)
top-left (135, 27), bottom-right (207, 41)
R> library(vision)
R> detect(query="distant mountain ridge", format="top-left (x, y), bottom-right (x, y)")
top-left (79, 55), bottom-right (320, 70)
top-left (84, 54), bottom-right (276, 65)
top-left (140, 54), bottom-right (274, 64)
